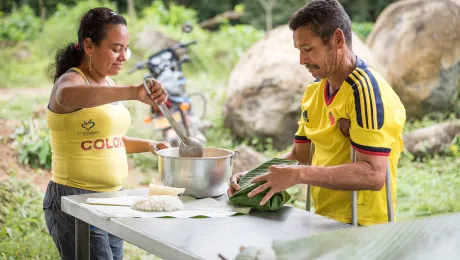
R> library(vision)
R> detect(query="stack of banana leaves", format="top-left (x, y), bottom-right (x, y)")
top-left (235, 212), bottom-right (460, 259)
top-left (229, 158), bottom-right (297, 212)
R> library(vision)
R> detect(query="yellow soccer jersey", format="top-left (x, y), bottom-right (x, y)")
top-left (294, 58), bottom-right (406, 226)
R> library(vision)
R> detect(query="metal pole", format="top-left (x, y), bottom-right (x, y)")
top-left (75, 218), bottom-right (90, 260)
top-left (350, 147), bottom-right (358, 227)
top-left (306, 143), bottom-right (314, 211)
top-left (386, 164), bottom-right (394, 222)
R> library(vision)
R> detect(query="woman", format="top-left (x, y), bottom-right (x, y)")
top-left (43, 7), bottom-right (169, 259)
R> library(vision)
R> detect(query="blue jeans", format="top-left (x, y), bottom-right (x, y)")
top-left (43, 181), bottom-right (124, 260)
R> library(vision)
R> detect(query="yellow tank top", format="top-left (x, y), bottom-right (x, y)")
top-left (46, 68), bottom-right (131, 192)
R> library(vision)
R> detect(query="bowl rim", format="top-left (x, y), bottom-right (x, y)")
top-left (156, 147), bottom-right (235, 160)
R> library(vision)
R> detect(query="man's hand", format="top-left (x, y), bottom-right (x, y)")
top-left (227, 172), bottom-right (247, 197)
top-left (338, 118), bottom-right (351, 137)
top-left (247, 165), bottom-right (300, 205)
top-left (147, 141), bottom-right (171, 155)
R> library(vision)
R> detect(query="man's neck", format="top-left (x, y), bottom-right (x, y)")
top-left (327, 51), bottom-right (356, 92)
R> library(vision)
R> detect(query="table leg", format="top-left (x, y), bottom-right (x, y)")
top-left (75, 218), bottom-right (90, 260)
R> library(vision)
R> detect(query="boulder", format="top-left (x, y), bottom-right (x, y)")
top-left (224, 24), bottom-right (381, 149)
top-left (403, 121), bottom-right (460, 158)
top-left (232, 145), bottom-right (268, 175)
top-left (366, 0), bottom-right (460, 118)
top-left (135, 27), bottom-right (178, 54)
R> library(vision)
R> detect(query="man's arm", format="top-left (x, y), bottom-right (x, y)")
top-left (296, 151), bottom-right (387, 191)
top-left (248, 151), bottom-right (387, 205)
top-left (281, 142), bottom-right (311, 165)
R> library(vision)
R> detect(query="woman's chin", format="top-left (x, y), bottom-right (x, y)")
top-left (107, 68), bottom-right (121, 76)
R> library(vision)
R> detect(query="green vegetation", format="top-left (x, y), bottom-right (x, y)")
top-left (0, 179), bottom-right (59, 259)
top-left (0, 0), bottom-right (458, 259)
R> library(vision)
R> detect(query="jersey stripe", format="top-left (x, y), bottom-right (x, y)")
top-left (345, 77), bottom-right (364, 128)
top-left (354, 70), bottom-right (375, 129)
top-left (351, 139), bottom-right (391, 156)
top-left (348, 73), bottom-right (370, 129)
top-left (294, 135), bottom-right (311, 143)
top-left (347, 68), bottom-right (385, 130)
top-left (358, 68), bottom-right (385, 129)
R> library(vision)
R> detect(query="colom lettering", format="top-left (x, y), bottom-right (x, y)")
top-left (81, 137), bottom-right (124, 151)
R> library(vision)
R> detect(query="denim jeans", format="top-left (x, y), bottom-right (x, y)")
top-left (43, 181), bottom-right (124, 260)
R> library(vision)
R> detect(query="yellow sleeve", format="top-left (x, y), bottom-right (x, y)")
top-left (294, 112), bottom-right (310, 143)
top-left (294, 81), bottom-right (319, 144)
top-left (346, 68), bottom-right (397, 156)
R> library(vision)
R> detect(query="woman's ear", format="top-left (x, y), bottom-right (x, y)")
top-left (83, 38), bottom-right (94, 56)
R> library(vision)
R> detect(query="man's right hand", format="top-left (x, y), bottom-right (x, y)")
top-left (227, 172), bottom-right (247, 197)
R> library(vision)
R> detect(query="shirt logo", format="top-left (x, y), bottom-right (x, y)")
top-left (78, 119), bottom-right (100, 136)
top-left (81, 119), bottom-right (95, 131)
top-left (302, 110), bottom-right (309, 122)
top-left (329, 112), bottom-right (335, 125)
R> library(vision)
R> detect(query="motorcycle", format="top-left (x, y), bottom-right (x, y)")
top-left (128, 23), bottom-right (208, 147)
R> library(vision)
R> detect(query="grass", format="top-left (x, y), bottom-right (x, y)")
top-left (397, 155), bottom-right (460, 220)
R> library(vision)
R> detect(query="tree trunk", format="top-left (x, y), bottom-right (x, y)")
top-left (403, 121), bottom-right (460, 158)
top-left (258, 0), bottom-right (277, 31)
top-left (266, 6), bottom-right (272, 31)
top-left (127, 0), bottom-right (136, 21)
top-left (38, 0), bottom-right (46, 28)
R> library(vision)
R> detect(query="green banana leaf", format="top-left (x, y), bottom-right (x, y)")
top-left (229, 158), bottom-right (298, 211)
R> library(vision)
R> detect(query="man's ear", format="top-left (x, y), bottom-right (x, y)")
top-left (333, 29), bottom-right (346, 49)
top-left (83, 38), bottom-right (94, 56)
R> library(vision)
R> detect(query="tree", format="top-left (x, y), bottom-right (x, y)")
top-left (127, 0), bottom-right (136, 21)
top-left (257, 0), bottom-right (277, 31)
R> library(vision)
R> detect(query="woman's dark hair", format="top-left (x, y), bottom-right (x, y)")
top-left (49, 7), bottom-right (127, 83)
top-left (288, 0), bottom-right (352, 49)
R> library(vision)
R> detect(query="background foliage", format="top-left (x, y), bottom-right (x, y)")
top-left (0, 0), bottom-right (458, 259)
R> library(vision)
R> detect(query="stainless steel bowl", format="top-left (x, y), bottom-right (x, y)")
top-left (156, 147), bottom-right (237, 198)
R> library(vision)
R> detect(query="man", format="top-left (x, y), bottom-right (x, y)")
top-left (228, 0), bottom-right (406, 226)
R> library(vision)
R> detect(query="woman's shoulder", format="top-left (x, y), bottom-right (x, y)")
top-left (56, 68), bottom-right (88, 87)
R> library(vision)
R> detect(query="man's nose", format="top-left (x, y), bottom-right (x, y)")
top-left (300, 52), bottom-right (310, 65)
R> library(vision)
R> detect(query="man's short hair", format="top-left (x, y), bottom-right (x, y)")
top-left (288, 0), bottom-right (352, 48)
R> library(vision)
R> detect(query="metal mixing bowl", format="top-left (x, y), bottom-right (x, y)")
top-left (156, 147), bottom-right (237, 198)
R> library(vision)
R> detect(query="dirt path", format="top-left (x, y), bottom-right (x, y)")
top-left (0, 87), bottom-right (51, 101)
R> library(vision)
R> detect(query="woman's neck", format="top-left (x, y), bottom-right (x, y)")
top-left (79, 59), bottom-right (106, 85)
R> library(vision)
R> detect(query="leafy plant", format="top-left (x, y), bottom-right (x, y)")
top-left (0, 5), bottom-right (41, 43)
top-left (352, 22), bottom-right (374, 41)
top-left (0, 179), bottom-right (59, 259)
top-left (11, 119), bottom-right (52, 170)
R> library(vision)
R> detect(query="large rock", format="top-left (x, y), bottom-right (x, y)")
top-left (366, 0), bottom-right (460, 118)
top-left (403, 121), bottom-right (460, 159)
top-left (135, 27), bottom-right (178, 54)
top-left (232, 145), bottom-right (268, 175)
top-left (224, 25), bottom-right (382, 150)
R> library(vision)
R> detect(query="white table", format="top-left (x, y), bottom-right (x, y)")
top-left (61, 188), bottom-right (350, 260)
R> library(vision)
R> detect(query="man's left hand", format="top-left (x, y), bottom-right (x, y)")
top-left (247, 165), bottom-right (300, 205)
top-left (148, 141), bottom-right (171, 154)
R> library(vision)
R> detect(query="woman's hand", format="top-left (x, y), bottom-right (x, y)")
top-left (136, 78), bottom-right (168, 106)
top-left (147, 141), bottom-right (171, 155)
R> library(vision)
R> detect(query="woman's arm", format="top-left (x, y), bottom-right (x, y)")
top-left (54, 73), bottom-right (167, 110)
top-left (122, 136), bottom-right (171, 154)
